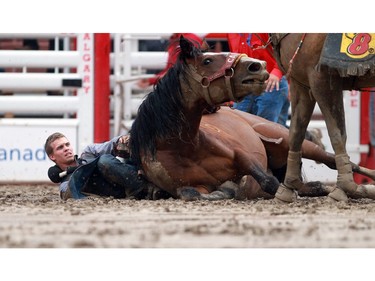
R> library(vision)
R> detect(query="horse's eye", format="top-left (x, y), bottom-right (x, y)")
top-left (203, 58), bottom-right (212, 65)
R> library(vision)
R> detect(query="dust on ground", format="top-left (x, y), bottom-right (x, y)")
top-left (1, 183), bottom-right (375, 248)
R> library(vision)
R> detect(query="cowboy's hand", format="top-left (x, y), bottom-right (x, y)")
top-left (118, 135), bottom-right (130, 144)
top-left (265, 73), bottom-right (280, 92)
top-left (114, 135), bottom-right (130, 158)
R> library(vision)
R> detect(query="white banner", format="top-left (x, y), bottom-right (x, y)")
top-left (0, 121), bottom-right (77, 183)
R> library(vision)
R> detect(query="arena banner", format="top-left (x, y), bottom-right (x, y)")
top-left (0, 123), bottom-right (77, 182)
top-left (0, 33), bottom-right (95, 183)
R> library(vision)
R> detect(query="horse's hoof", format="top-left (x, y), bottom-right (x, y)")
top-left (201, 190), bottom-right (233, 200)
top-left (177, 187), bottom-right (201, 201)
top-left (152, 188), bottom-right (172, 200)
top-left (327, 187), bottom-right (348, 202)
top-left (274, 184), bottom-right (297, 203)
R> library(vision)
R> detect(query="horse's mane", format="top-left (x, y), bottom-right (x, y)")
top-left (129, 37), bottom-right (203, 167)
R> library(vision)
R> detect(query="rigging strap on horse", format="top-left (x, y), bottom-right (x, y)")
top-left (252, 34), bottom-right (274, 58)
top-left (270, 33), bottom-right (311, 91)
top-left (187, 53), bottom-right (246, 105)
top-left (285, 33), bottom-right (307, 79)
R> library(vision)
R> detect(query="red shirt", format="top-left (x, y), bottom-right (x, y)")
top-left (227, 33), bottom-right (283, 79)
top-left (148, 33), bottom-right (204, 85)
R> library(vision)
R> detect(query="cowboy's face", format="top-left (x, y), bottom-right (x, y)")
top-left (49, 137), bottom-right (75, 167)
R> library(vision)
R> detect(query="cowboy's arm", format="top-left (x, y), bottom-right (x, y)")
top-left (80, 136), bottom-right (122, 161)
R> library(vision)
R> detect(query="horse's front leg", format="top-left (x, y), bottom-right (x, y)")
top-left (246, 164), bottom-right (280, 195)
top-left (275, 79), bottom-right (316, 203)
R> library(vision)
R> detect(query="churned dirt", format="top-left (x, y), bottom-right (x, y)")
top-left (1, 184), bottom-right (375, 248)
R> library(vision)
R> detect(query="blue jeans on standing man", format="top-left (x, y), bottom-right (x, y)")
top-left (233, 76), bottom-right (290, 127)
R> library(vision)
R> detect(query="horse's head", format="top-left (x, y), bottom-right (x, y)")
top-left (179, 35), bottom-right (269, 105)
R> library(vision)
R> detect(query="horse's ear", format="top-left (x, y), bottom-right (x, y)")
top-left (179, 35), bottom-right (194, 59)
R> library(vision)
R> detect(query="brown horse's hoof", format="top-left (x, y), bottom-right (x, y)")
top-left (274, 184), bottom-right (297, 203)
top-left (327, 187), bottom-right (348, 202)
top-left (177, 187), bottom-right (201, 201)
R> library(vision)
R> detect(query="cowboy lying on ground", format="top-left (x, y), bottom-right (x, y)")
top-left (44, 132), bottom-right (170, 200)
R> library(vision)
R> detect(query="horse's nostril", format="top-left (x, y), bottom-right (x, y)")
top-left (248, 62), bottom-right (261, 72)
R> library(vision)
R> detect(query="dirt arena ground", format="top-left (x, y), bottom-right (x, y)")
top-left (2, 183), bottom-right (375, 248)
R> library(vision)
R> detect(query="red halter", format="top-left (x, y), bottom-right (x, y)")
top-left (187, 52), bottom-right (246, 105)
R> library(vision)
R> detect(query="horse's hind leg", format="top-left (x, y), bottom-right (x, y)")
top-left (300, 139), bottom-right (375, 199)
top-left (313, 80), bottom-right (355, 201)
top-left (275, 79), bottom-right (316, 203)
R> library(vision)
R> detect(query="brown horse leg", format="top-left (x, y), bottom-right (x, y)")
top-left (312, 79), bottom-right (355, 201)
top-left (236, 175), bottom-right (275, 200)
top-left (352, 165), bottom-right (375, 181)
top-left (298, 168), bottom-right (375, 200)
top-left (275, 80), bottom-right (316, 203)
top-left (300, 141), bottom-right (375, 199)
top-left (247, 164), bottom-right (280, 196)
top-left (236, 150), bottom-right (280, 197)
top-left (301, 138), bottom-right (375, 182)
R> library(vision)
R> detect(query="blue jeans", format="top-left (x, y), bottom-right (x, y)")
top-left (233, 76), bottom-right (290, 127)
top-left (69, 154), bottom-right (146, 199)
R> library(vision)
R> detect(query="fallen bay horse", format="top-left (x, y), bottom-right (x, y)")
top-left (129, 35), bottom-right (375, 201)
top-left (271, 33), bottom-right (375, 203)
